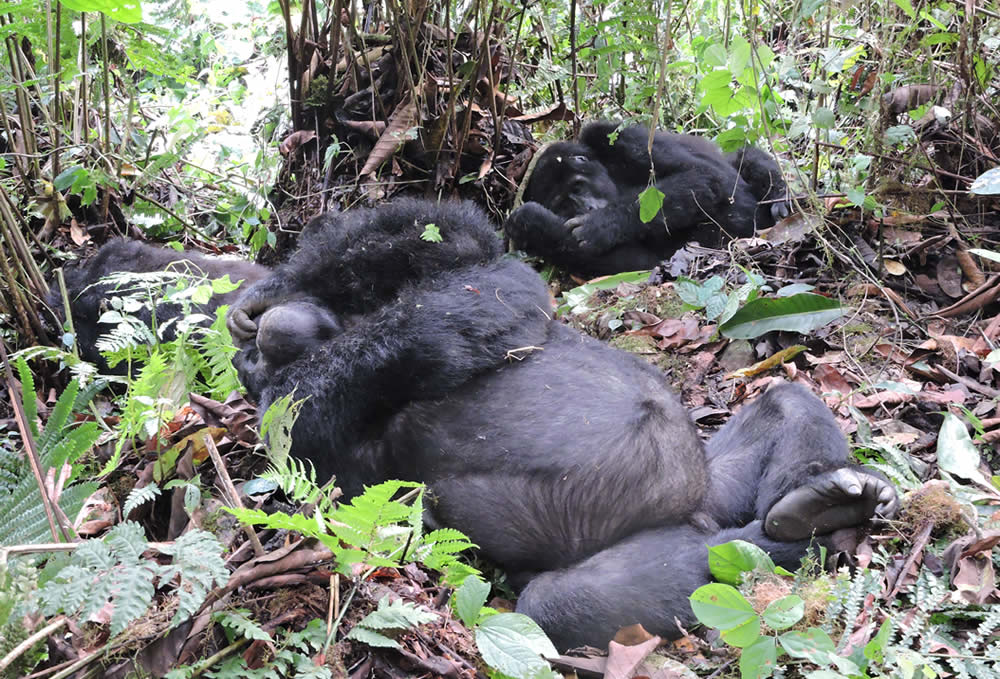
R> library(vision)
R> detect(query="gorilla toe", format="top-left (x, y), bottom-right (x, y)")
top-left (764, 467), bottom-right (900, 541)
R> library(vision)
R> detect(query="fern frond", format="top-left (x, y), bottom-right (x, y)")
top-left (15, 358), bottom-right (38, 438)
top-left (123, 484), bottom-right (162, 516)
top-left (0, 479), bottom-right (96, 546)
top-left (37, 379), bottom-right (80, 455)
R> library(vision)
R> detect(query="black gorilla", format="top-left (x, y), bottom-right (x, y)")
top-left (48, 239), bottom-right (269, 369)
top-left (228, 198), bottom-right (897, 649)
top-left (504, 121), bottom-right (790, 275)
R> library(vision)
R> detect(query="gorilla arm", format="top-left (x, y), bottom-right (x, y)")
top-left (254, 258), bottom-right (553, 493)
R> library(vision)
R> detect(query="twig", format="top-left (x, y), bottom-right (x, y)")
top-left (0, 617), bottom-right (67, 673)
top-left (202, 433), bottom-right (264, 557)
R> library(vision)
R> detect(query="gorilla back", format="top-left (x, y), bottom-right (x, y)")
top-left (228, 198), bottom-right (896, 650)
top-left (504, 121), bottom-right (790, 275)
top-left (49, 239), bottom-right (269, 370)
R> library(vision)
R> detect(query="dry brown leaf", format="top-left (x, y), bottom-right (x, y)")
top-left (360, 95), bottom-right (418, 176)
top-left (726, 345), bottom-right (806, 379)
top-left (883, 259), bottom-right (906, 276)
top-left (278, 129), bottom-right (316, 155)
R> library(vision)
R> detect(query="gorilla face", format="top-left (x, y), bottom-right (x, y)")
top-left (527, 142), bottom-right (620, 219)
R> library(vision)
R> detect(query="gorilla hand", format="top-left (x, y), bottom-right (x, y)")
top-left (567, 211), bottom-right (621, 254)
top-left (227, 280), bottom-right (289, 343)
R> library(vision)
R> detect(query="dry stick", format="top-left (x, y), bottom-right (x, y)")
top-left (0, 339), bottom-right (63, 543)
top-left (489, 3), bottom-right (527, 172)
top-left (202, 433), bottom-right (264, 557)
top-left (935, 364), bottom-right (1000, 398)
top-left (931, 274), bottom-right (1000, 318)
top-left (568, 0), bottom-right (579, 134)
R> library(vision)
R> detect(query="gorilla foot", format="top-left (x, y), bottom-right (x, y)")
top-left (764, 468), bottom-right (899, 541)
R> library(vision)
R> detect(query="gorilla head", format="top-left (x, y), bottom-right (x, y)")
top-left (524, 142), bottom-right (621, 218)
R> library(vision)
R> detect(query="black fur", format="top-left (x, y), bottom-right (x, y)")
top-left (48, 240), bottom-right (269, 369)
top-left (229, 198), bottom-right (896, 650)
top-left (504, 121), bottom-right (790, 275)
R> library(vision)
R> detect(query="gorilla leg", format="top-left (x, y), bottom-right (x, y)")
top-left (516, 521), bottom-right (812, 649)
top-left (702, 383), bottom-right (899, 540)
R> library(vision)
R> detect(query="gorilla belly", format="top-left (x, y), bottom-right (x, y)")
top-left (384, 325), bottom-right (709, 572)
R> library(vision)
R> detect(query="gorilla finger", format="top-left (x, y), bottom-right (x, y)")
top-left (227, 309), bottom-right (258, 341)
top-left (771, 201), bottom-right (792, 220)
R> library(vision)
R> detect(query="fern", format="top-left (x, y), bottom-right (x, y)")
top-left (213, 608), bottom-right (270, 641)
top-left (158, 529), bottom-right (228, 626)
top-left (0, 362), bottom-right (100, 545)
top-left (123, 483), bottom-right (162, 516)
top-left (198, 306), bottom-right (242, 398)
top-left (37, 522), bottom-right (226, 636)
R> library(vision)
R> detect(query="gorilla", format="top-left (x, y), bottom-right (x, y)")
top-left (48, 239), bottom-right (269, 370)
top-left (504, 121), bottom-right (790, 276)
top-left (227, 198), bottom-right (897, 650)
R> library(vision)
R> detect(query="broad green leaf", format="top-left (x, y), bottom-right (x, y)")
top-left (812, 107), bottom-right (835, 129)
top-left (779, 628), bottom-right (836, 662)
top-left (719, 293), bottom-right (844, 339)
top-left (455, 577), bottom-right (490, 627)
top-left (558, 270), bottom-right (651, 315)
top-left (762, 595), bottom-right (804, 630)
top-left (892, 0), bottom-right (916, 18)
top-left (60, 0), bottom-right (142, 23)
top-left (475, 613), bottom-right (557, 679)
top-left (740, 636), bottom-right (778, 679)
top-left (721, 615), bottom-right (761, 648)
top-left (937, 413), bottom-right (990, 485)
top-left (690, 583), bottom-right (757, 630)
top-left (639, 185), bottom-right (666, 223)
top-left (708, 540), bottom-right (777, 584)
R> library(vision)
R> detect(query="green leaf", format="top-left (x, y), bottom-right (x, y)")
top-left (721, 615), bottom-right (761, 648)
top-left (936, 413), bottom-right (989, 485)
top-left (558, 270), bottom-right (651, 315)
top-left (59, 0), bottom-right (142, 23)
top-left (892, 0), bottom-right (916, 18)
top-left (708, 540), bottom-right (777, 585)
top-left (779, 628), bottom-right (836, 662)
top-left (812, 107), bottom-right (835, 129)
top-left (719, 293), bottom-right (844, 339)
top-left (762, 595), bottom-right (804, 630)
top-left (690, 583), bottom-right (757, 630)
top-left (639, 185), bottom-right (666, 223)
top-left (740, 635), bottom-right (778, 679)
top-left (420, 223), bottom-right (443, 242)
top-left (475, 613), bottom-right (557, 679)
top-left (863, 618), bottom-right (891, 663)
top-left (346, 625), bottom-right (401, 649)
top-left (455, 576), bottom-right (490, 627)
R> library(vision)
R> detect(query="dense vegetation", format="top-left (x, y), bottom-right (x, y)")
top-left (1, 0), bottom-right (998, 677)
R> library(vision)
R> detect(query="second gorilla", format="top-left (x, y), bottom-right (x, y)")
top-left (229, 198), bottom-right (896, 649)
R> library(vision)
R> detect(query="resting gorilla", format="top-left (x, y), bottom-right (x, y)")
top-left (48, 239), bottom-right (269, 370)
top-left (504, 121), bottom-right (790, 276)
top-left (227, 198), bottom-right (897, 650)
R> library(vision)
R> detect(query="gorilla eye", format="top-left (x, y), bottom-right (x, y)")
top-left (572, 155), bottom-right (589, 164)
